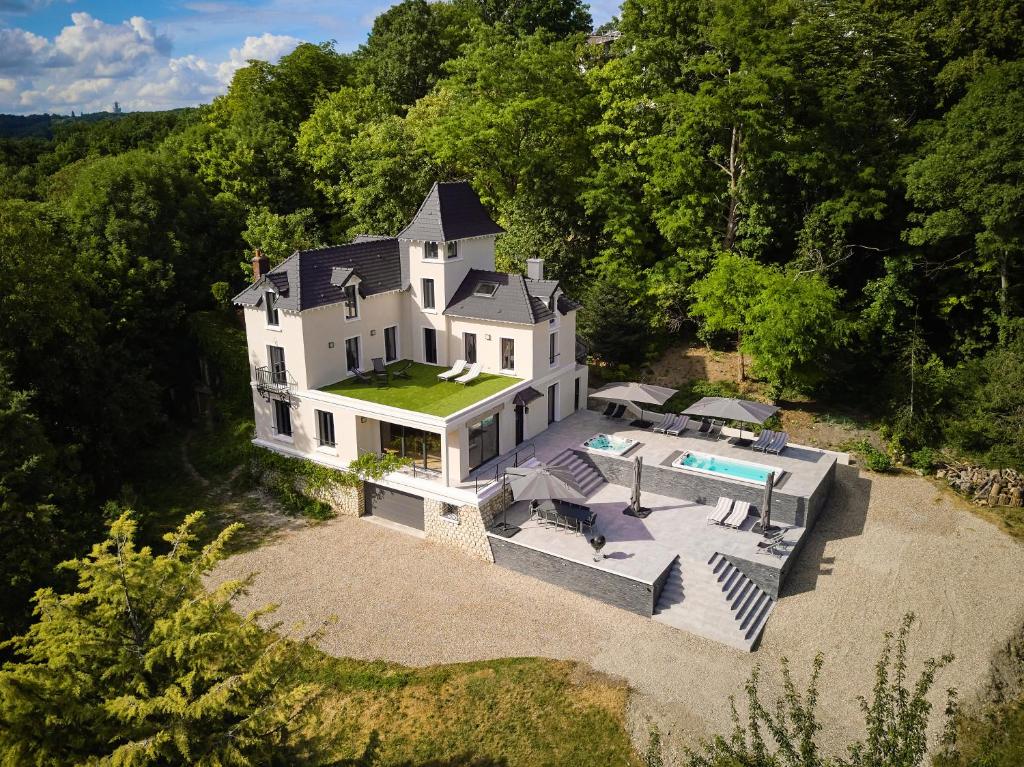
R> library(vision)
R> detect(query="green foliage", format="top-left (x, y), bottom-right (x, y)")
top-left (691, 254), bottom-right (846, 396)
top-left (459, 0), bottom-right (593, 36)
top-left (910, 448), bottom-right (938, 474)
top-left (906, 61), bottom-right (1024, 323)
top-left (687, 615), bottom-right (953, 767)
top-left (0, 511), bottom-right (323, 765)
top-left (851, 440), bottom-right (894, 473)
top-left (240, 206), bottom-right (322, 273)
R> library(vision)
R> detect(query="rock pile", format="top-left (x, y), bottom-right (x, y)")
top-left (938, 463), bottom-right (1024, 507)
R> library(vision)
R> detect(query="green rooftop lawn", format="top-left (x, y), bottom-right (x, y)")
top-left (321, 360), bottom-right (521, 417)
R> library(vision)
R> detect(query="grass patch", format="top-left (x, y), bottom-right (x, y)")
top-left (302, 652), bottom-right (643, 766)
top-left (321, 360), bottom-right (521, 417)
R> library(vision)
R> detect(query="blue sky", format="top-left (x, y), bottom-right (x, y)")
top-left (0, 1), bottom-right (620, 114)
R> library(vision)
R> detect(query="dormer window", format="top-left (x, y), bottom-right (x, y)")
top-left (265, 291), bottom-right (279, 326)
top-left (425, 241), bottom-right (439, 259)
top-left (343, 285), bottom-right (358, 319)
top-left (446, 240), bottom-right (458, 259)
top-left (474, 282), bottom-right (499, 297)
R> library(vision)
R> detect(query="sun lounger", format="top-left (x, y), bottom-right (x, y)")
top-left (391, 360), bottom-right (412, 378)
top-left (652, 413), bottom-right (675, 433)
top-left (751, 430), bottom-right (775, 452)
top-left (454, 362), bottom-right (482, 385)
top-left (601, 402), bottom-right (617, 417)
top-left (723, 500), bottom-right (751, 528)
top-left (371, 357), bottom-right (389, 385)
top-left (666, 415), bottom-right (690, 436)
top-left (755, 530), bottom-right (787, 556)
top-left (707, 496), bottom-right (734, 525)
top-left (766, 431), bottom-right (788, 455)
top-left (609, 403), bottom-right (627, 419)
top-left (437, 359), bottom-right (467, 381)
top-left (352, 367), bottom-right (384, 387)
top-left (709, 419), bottom-right (726, 439)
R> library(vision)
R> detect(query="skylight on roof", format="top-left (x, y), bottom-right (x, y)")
top-left (474, 282), bottom-right (499, 297)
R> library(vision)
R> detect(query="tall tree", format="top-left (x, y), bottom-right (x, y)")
top-left (460, 0), bottom-right (593, 36)
top-left (905, 60), bottom-right (1024, 326)
top-left (0, 511), bottom-right (323, 765)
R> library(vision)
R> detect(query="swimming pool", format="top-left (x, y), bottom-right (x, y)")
top-left (672, 450), bottom-right (780, 486)
top-left (582, 433), bottom-right (638, 456)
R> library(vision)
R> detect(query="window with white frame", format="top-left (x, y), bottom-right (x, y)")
top-left (343, 284), bottom-right (358, 319)
top-left (265, 291), bottom-right (279, 326)
top-left (421, 278), bottom-right (435, 310)
top-left (345, 336), bottom-right (361, 372)
top-left (384, 325), bottom-right (398, 362)
top-left (272, 398), bottom-right (291, 437)
top-left (446, 240), bottom-right (458, 259)
top-left (549, 331), bottom-right (558, 366)
top-left (424, 241), bottom-right (439, 259)
top-left (500, 338), bottom-right (515, 371)
top-left (315, 409), bottom-right (336, 448)
top-left (464, 332), bottom-right (477, 364)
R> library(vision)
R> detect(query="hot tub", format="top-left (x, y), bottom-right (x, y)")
top-left (582, 433), bottom-right (638, 457)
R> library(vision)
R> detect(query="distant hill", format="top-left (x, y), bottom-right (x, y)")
top-left (0, 112), bottom-right (127, 139)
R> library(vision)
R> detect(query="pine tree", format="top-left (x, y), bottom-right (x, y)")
top-left (0, 510), bottom-right (323, 766)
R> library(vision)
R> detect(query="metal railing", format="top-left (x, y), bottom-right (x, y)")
top-left (473, 443), bottom-right (537, 493)
top-left (549, 351), bottom-right (561, 366)
top-left (255, 365), bottom-right (295, 400)
top-left (358, 447), bottom-right (439, 480)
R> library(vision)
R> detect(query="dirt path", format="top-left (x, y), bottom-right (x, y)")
top-left (209, 466), bottom-right (1024, 758)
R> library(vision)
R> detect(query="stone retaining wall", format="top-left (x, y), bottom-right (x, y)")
top-left (424, 490), bottom-right (506, 563)
top-left (297, 478), bottom-right (364, 518)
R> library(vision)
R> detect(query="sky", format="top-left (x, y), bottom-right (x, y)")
top-left (0, 1), bottom-right (620, 115)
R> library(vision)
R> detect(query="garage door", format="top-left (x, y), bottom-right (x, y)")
top-left (364, 483), bottom-right (425, 530)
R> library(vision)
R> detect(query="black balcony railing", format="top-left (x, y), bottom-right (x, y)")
top-left (255, 365), bottom-right (293, 400)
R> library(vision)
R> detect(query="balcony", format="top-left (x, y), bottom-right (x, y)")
top-left (255, 365), bottom-right (295, 400)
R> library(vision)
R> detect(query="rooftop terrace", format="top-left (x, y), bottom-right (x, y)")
top-left (320, 360), bottom-right (521, 418)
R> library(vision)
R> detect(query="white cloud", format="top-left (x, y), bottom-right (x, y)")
top-left (0, 14), bottom-right (303, 114)
top-left (216, 33), bottom-right (302, 84)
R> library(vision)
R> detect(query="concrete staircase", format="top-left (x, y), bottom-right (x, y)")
top-left (548, 449), bottom-right (605, 497)
top-left (653, 553), bottom-right (775, 651)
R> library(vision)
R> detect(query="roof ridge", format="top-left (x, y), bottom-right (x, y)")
top-left (516, 273), bottom-right (537, 323)
top-left (397, 181), bottom-right (440, 240)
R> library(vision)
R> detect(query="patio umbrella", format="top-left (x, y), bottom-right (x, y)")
top-left (624, 455), bottom-right (651, 518)
top-left (591, 381), bottom-right (678, 428)
top-left (757, 471), bottom-right (775, 535)
top-left (682, 396), bottom-right (779, 438)
top-left (504, 464), bottom-right (586, 504)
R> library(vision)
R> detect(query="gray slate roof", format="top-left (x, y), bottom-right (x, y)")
top-left (444, 270), bottom-right (578, 325)
top-left (398, 181), bottom-right (505, 242)
top-left (233, 238), bottom-right (402, 311)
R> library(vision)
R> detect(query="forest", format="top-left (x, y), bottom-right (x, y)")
top-left (0, 0), bottom-right (1021, 760)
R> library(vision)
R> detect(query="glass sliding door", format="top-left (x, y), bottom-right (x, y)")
top-left (423, 328), bottom-right (437, 364)
top-left (384, 326), bottom-right (398, 362)
top-left (464, 332), bottom-right (477, 364)
top-left (468, 414), bottom-right (499, 470)
top-left (379, 422), bottom-right (443, 474)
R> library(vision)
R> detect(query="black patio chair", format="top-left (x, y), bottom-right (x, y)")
top-left (610, 403), bottom-right (627, 419)
top-left (601, 402), bottom-right (617, 417)
top-left (390, 360), bottom-right (413, 379)
top-left (371, 356), bottom-right (389, 386)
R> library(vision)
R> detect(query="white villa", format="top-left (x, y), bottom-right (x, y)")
top-left (234, 182), bottom-right (587, 538)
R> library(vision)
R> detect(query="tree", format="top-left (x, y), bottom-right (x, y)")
top-left (905, 61), bottom-right (1024, 324)
top-left (687, 614), bottom-right (954, 767)
top-left (690, 255), bottom-right (845, 397)
top-left (241, 207), bottom-right (323, 273)
top-left (355, 0), bottom-right (475, 108)
top-left (0, 511), bottom-right (323, 765)
top-left (460, 0), bottom-right (593, 36)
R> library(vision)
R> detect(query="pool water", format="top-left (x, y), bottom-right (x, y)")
top-left (583, 433), bottom-right (637, 456)
top-left (673, 451), bottom-right (776, 485)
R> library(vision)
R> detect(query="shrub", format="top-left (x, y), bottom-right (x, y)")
top-left (851, 439), bottom-right (894, 472)
top-left (910, 447), bottom-right (937, 473)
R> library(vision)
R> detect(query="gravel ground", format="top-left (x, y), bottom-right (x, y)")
top-left (208, 465), bottom-right (1024, 758)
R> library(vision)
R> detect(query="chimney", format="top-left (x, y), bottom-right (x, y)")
top-left (251, 248), bottom-right (269, 281)
top-left (526, 257), bottom-right (544, 281)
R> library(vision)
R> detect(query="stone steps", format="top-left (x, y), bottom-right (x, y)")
top-left (548, 449), bottom-right (605, 497)
top-left (653, 553), bottom-right (775, 651)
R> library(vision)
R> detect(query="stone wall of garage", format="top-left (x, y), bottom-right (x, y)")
top-left (298, 477), bottom-right (364, 517)
top-left (424, 488), bottom-right (507, 562)
top-left (487, 536), bottom-right (663, 615)
top-left (580, 449), bottom-right (812, 526)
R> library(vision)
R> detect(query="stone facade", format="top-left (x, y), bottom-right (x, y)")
top-left (423, 488), bottom-right (507, 562)
top-left (301, 478), bottom-right (364, 518)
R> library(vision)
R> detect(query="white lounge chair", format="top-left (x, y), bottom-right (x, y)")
top-left (437, 359), bottom-right (467, 381)
top-left (666, 415), bottom-right (690, 436)
top-left (723, 500), bottom-right (751, 528)
top-left (454, 362), bottom-right (482, 385)
top-left (707, 496), bottom-right (734, 525)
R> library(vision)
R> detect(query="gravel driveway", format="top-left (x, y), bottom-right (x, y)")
top-left (209, 465), bottom-right (1024, 757)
